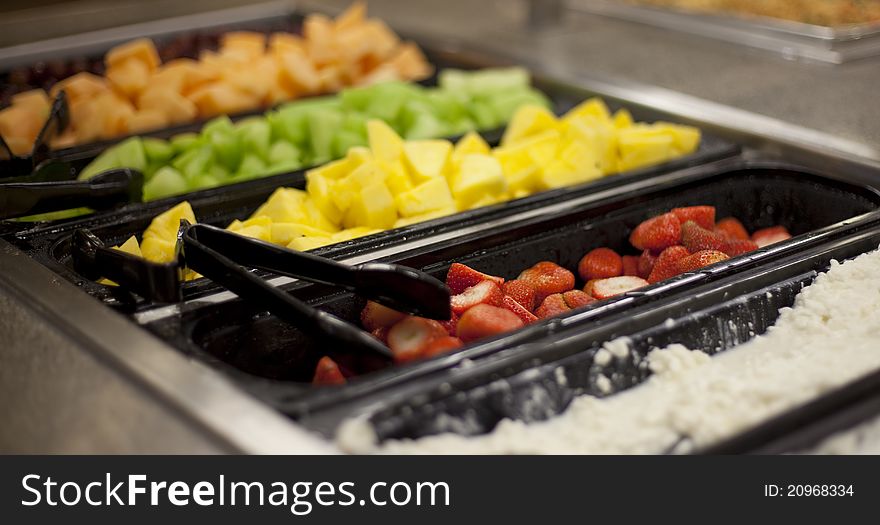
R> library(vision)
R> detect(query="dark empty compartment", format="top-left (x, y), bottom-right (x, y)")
top-left (141, 161), bottom-right (880, 422)
top-left (363, 225), bottom-right (880, 451)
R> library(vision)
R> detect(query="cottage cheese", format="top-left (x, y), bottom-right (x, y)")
top-left (347, 248), bottom-right (880, 454)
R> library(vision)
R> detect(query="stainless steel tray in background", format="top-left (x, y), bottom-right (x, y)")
top-left (569, 0), bottom-right (880, 63)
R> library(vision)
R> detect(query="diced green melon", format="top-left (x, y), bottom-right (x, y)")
top-left (307, 108), bottom-right (344, 162)
top-left (333, 130), bottom-right (366, 158)
top-left (170, 132), bottom-right (201, 154)
top-left (238, 119), bottom-right (271, 160)
top-left (143, 138), bottom-right (174, 163)
top-left (268, 141), bottom-right (302, 167)
top-left (143, 167), bottom-right (187, 201)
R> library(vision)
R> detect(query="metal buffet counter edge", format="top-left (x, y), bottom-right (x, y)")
top-left (2, 14), bottom-right (880, 455)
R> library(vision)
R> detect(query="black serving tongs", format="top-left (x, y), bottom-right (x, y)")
top-left (0, 91), bottom-right (144, 220)
top-left (73, 221), bottom-right (452, 358)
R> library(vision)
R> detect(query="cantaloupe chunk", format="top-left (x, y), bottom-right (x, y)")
top-left (49, 72), bottom-right (108, 102)
top-left (277, 50), bottom-right (321, 95)
top-left (187, 84), bottom-right (258, 117)
top-left (162, 58), bottom-right (218, 94)
top-left (334, 1), bottom-right (367, 32)
top-left (386, 42), bottom-right (432, 80)
top-left (220, 31), bottom-right (266, 59)
top-left (126, 109), bottom-right (169, 134)
top-left (11, 89), bottom-right (51, 119)
top-left (303, 14), bottom-right (338, 66)
top-left (269, 33), bottom-right (305, 56)
top-left (0, 105), bottom-right (42, 150)
top-left (106, 59), bottom-right (150, 98)
top-left (106, 38), bottom-right (160, 72)
top-left (137, 88), bottom-right (198, 124)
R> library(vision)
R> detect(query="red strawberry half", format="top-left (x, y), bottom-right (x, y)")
top-left (637, 249), bottom-right (659, 279)
top-left (714, 217), bottom-right (749, 240)
top-left (421, 336), bottom-right (464, 359)
top-left (578, 247), bottom-right (623, 281)
top-left (456, 304), bottom-right (524, 342)
top-left (387, 317), bottom-right (448, 364)
top-left (439, 311), bottom-right (459, 336)
top-left (681, 220), bottom-right (728, 253)
top-left (629, 212), bottom-right (681, 251)
top-left (589, 276), bottom-right (649, 300)
top-left (360, 300), bottom-right (406, 331)
top-left (647, 245), bottom-right (690, 284)
top-left (445, 262), bottom-right (505, 295)
top-left (502, 295), bottom-right (539, 325)
top-left (563, 290), bottom-right (597, 309)
top-left (671, 206), bottom-right (715, 230)
top-left (752, 226), bottom-right (792, 248)
top-left (622, 255), bottom-right (640, 277)
top-left (450, 280), bottom-right (504, 315)
top-left (534, 293), bottom-right (571, 319)
top-left (517, 261), bottom-right (576, 305)
top-left (502, 280), bottom-right (537, 312)
top-left (313, 356), bottom-right (346, 385)
top-left (723, 238), bottom-right (759, 257)
top-left (674, 250), bottom-right (730, 273)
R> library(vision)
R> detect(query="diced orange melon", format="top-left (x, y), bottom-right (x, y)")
top-left (334, 1), bottom-right (367, 32)
top-left (137, 88), bottom-right (198, 124)
top-left (220, 31), bottom-right (266, 59)
top-left (126, 109), bottom-right (169, 134)
top-left (269, 33), bottom-right (305, 56)
top-left (49, 72), bottom-right (108, 102)
top-left (387, 42), bottom-right (433, 80)
top-left (187, 84), bottom-right (258, 117)
top-left (11, 89), bottom-right (51, 119)
top-left (0, 105), bottom-right (43, 148)
top-left (278, 51), bottom-right (321, 94)
top-left (304, 14), bottom-right (338, 66)
top-left (106, 38), bottom-right (160, 72)
top-left (106, 59), bottom-right (150, 98)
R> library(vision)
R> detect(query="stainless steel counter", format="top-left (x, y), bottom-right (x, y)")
top-left (2, 0), bottom-right (880, 453)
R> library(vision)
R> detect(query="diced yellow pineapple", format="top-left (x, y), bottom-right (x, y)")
top-left (505, 165), bottom-right (541, 195)
top-left (332, 160), bottom-right (383, 212)
top-left (116, 235), bottom-right (142, 257)
top-left (539, 159), bottom-right (601, 189)
top-left (345, 145), bottom-right (373, 167)
top-left (654, 122), bottom-right (701, 155)
top-left (379, 159), bottom-right (414, 195)
top-left (306, 157), bottom-right (354, 180)
top-left (251, 187), bottom-right (308, 222)
top-left (270, 222), bottom-right (333, 246)
top-left (140, 236), bottom-right (177, 263)
top-left (451, 131), bottom-right (490, 165)
top-left (557, 140), bottom-right (599, 173)
top-left (467, 192), bottom-right (510, 210)
top-left (332, 227), bottom-right (381, 242)
top-left (450, 154), bottom-right (507, 210)
top-left (367, 119), bottom-right (404, 163)
top-left (562, 97), bottom-right (611, 125)
top-left (501, 104), bottom-right (558, 146)
top-left (143, 201), bottom-right (196, 242)
top-left (613, 108), bottom-right (634, 129)
top-left (403, 140), bottom-right (452, 182)
top-left (343, 182), bottom-right (398, 229)
top-left (617, 129), bottom-right (674, 172)
top-left (493, 129), bottom-right (560, 174)
top-left (306, 173), bottom-right (343, 226)
top-left (228, 216), bottom-right (273, 242)
top-left (395, 177), bottom-right (455, 217)
top-left (301, 199), bottom-right (340, 232)
top-left (287, 236), bottom-right (334, 251)
top-left (392, 206), bottom-right (457, 228)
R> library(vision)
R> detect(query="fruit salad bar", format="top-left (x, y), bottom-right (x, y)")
top-left (5, 3), bottom-right (880, 455)
top-left (0, 2), bottom-right (432, 156)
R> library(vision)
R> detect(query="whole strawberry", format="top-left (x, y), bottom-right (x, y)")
top-left (680, 220), bottom-right (728, 253)
top-left (714, 217), bottom-right (749, 240)
top-left (502, 280), bottom-right (538, 312)
top-left (638, 249), bottom-right (659, 278)
top-left (752, 226), bottom-right (792, 248)
top-left (671, 206), bottom-right (715, 230)
top-left (647, 245), bottom-right (690, 284)
top-left (517, 261), bottom-right (576, 305)
top-left (629, 212), bottom-right (681, 251)
top-left (578, 247), bottom-right (623, 281)
top-left (313, 356), bottom-right (346, 385)
top-left (674, 250), bottom-right (730, 273)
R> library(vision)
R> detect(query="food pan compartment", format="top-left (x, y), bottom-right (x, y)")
top-left (141, 162), bottom-right (880, 419)
top-left (362, 227), bottom-right (880, 449)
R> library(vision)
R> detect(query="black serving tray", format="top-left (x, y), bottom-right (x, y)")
top-left (352, 223), bottom-right (880, 452)
top-left (132, 160), bottom-right (880, 432)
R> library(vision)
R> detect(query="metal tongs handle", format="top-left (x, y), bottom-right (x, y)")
top-left (180, 222), bottom-right (393, 358)
top-left (0, 168), bottom-right (142, 220)
top-left (187, 224), bottom-right (452, 320)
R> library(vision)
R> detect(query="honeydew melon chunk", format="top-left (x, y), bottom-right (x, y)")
top-left (172, 145), bottom-right (213, 181)
top-left (342, 182), bottom-right (397, 230)
top-left (262, 161), bottom-right (303, 177)
top-left (209, 164), bottom-right (231, 181)
top-left (238, 118), bottom-right (272, 160)
top-left (486, 89), bottom-right (551, 124)
top-left (268, 141), bottom-right (302, 167)
top-left (202, 115), bottom-right (235, 137)
top-left (403, 140), bottom-right (452, 182)
top-left (563, 97), bottom-right (612, 125)
top-left (426, 90), bottom-right (467, 123)
top-left (270, 222), bottom-right (334, 246)
top-left (143, 138), bottom-right (174, 163)
top-left (190, 173), bottom-right (221, 190)
top-left (306, 107), bottom-right (344, 163)
top-left (452, 131), bottom-right (491, 166)
top-left (404, 113), bottom-right (449, 140)
top-left (468, 101), bottom-right (498, 130)
top-left (143, 201), bottom-right (196, 244)
top-left (287, 236), bottom-right (334, 251)
top-left (79, 148), bottom-right (120, 180)
top-left (170, 132), bottom-right (201, 154)
top-left (450, 154), bottom-right (507, 210)
top-left (367, 119), bottom-right (405, 163)
top-left (209, 130), bottom-right (242, 171)
top-left (333, 130), bottom-right (366, 158)
top-left (143, 166), bottom-right (188, 201)
top-left (363, 82), bottom-right (417, 122)
top-left (235, 153), bottom-right (267, 179)
top-left (305, 172), bottom-right (344, 225)
top-left (395, 177), bottom-right (455, 217)
top-left (84, 137), bottom-right (147, 180)
top-left (392, 206), bottom-right (457, 228)
top-left (501, 104), bottom-right (558, 146)
top-left (439, 67), bottom-right (530, 97)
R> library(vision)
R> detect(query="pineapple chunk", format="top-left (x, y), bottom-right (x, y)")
top-left (613, 108), bottom-right (634, 129)
top-left (450, 154), bottom-right (507, 210)
top-left (332, 227), bottom-right (381, 242)
top-left (332, 161), bottom-right (383, 212)
top-left (143, 201), bottom-right (196, 243)
top-left (654, 122), bottom-right (701, 155)
top-left (228, 216), bottom-right (272, 242)
top-left (287, 236), bottom-right (334, 251)
top-left (393, 206), bottom-right (457, 228)
top-left (403, 140), bottom-right (452, 182)
top-left (270, 222), bottom-right (333, 246)
top-left (367, 119), bottom-right (405, 162)
top-left (306, 157), bottom-right (355, 180)
top-left (617, 129), bottom-right (674, 172)
top-left (505, 165), bottom-right (541, 195)
top-left (306, 172), bottom-right (344, 226)
top-left (116, 235), bottom-right (143, 257)
top-left (539, 159), bottom-right (601, 190)
top-left (562, 97), bottom-right (611, 125)
top-left (140, 237), bottom-right (177, 263)
top-left (379, 159), bottom-right (414, 195)
top-left (343, 182), bottom-right (398, 229)
top-left (467, 192), bottom-right (510, 210)
top-left (252, 188), bottom-right (308, 222)
top-left (451, 131), bottom-right (490, 165)
top-left (500, 104), bottom-right (558, 146)
top-left (395, 177), bottom-right (455, 217)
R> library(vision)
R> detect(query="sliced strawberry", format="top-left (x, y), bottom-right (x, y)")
top-left (589, 276), bottom-right (649, 300)
top-left (647, 245), bottom-right (690, 284)
top-left (450, 280), bottom-right (504, 315)
top-left (371, 326), bottom-right (390, 344)
top-left (722, 238), bottom-right (759, 257)
top-left (502, 295), bottom-right (539, 324)
top-left (563, 290), bottom-right (597, 309)
top-left (312, 356), bottom-right (346, 385)
top-left (387, 317), bottom-right (447, 363)
top-left (517, 261), bottom-right (576, 305)
top-left (671, 206), bottom-right (715, 230)
top-left (578, 247), bottom-right (623, 281)
top-left (752, 226), bottom-right (792, 248)
top-left (681, 220), bottom-right (728, 253)
top-left (622, 255), bottom-right (640, 277)
top-left (674, 250), bottom-right (730, 273)
top-left (445, 262), bottom-right (505, 294)
top-left (456, 304), bottom-right (524, 342)
top-left (637, 249), bottom-right (658, 279)
top-left (421, 336), bottom-right (464, 359)
top-left (502, 280), bottom-right (537, 312)
top-left (534, 293), bottom-right (571, 319)
top-left (629, 212), bottom-right (681, 251)
top-left (439, 311), bottom-right (459, 336)
top-left (360, 300), bottom-right (406, 331)
top-left (714, 217), bottom-right (749, 240)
